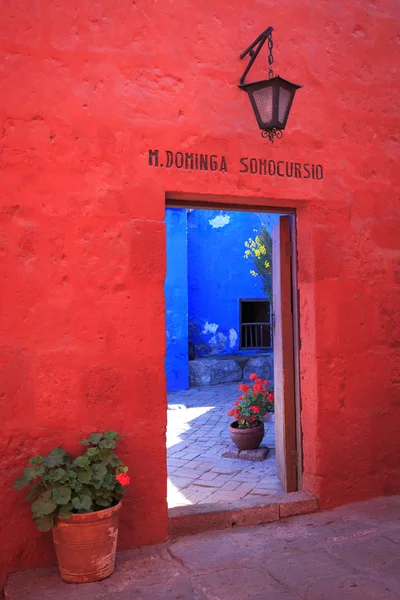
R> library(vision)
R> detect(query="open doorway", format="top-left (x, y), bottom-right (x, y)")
top-left (165, 204), bottom-right (300, 509)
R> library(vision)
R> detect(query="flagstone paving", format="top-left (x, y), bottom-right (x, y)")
top-left (167, 383), bottom-right (283, 508)
top-left (6, 496), bottom-right (400, 599)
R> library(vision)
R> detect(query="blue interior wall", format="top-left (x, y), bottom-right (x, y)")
top-left (164, 209), bottom-right (189, 391)
top-left (165, 208), bottom-right (279, 391)
top-left (187, 210), bottom-right (279, 357)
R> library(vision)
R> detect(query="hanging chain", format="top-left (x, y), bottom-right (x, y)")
top-left (267, 31), bottom-right (274, 79)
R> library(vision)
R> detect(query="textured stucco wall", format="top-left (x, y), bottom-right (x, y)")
top-left (0, 0), bottom-right (399, 587)
top-left (187, 209), bottom-right (278, 356)
top-left (165, 209), bottom-right (189, 392)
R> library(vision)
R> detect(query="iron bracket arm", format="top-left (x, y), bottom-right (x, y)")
top-left (239, 26), bottom-right (273, 85)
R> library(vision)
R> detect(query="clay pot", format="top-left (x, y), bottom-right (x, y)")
top-left (52, 501), bottom-right (121, 583)
top-left (229, 421), bottom-right (265, 450)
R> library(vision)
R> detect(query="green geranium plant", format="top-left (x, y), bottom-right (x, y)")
top-left (13, 431), bottom-right (130, 532)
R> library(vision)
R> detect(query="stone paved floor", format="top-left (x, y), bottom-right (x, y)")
top-left (167, 383), bottom-right (283, 508)
top-left (7, 496), bottom-right (400, 599)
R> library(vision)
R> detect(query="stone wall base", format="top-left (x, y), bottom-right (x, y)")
top-left (189, 354), bottom-right (274, 387)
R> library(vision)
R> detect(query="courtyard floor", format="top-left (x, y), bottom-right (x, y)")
top-left (167, 383), bottom-right (283, 508)
top-left (7, 496), bottom-right (400, 599)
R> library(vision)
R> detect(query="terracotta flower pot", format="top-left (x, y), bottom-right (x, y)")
top-left (52, 501), bottom-right (121, 583)
top-left (229, 421), bottom-right (265, 450)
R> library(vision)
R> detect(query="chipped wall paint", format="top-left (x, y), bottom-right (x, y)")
top-left (209, 214), bottom-right (231, 228)
top-left (229, 329), bottom-right (238, 348)
top-left (218, 331), bottom-right (227, 350)
top-left (202, 321), bottom-right (219, 335)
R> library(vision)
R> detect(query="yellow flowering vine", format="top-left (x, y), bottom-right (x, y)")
top-left (244, 227), bottom-right (272, 299)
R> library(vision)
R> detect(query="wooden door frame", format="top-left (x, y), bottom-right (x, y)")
top-left (165, 197), bottom-right (303, 491)
top-left (288, 214), bottom-right (302, 489)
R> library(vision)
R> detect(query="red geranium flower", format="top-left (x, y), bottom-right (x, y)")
top-left (251, 405), bottom-right (260, 413)
top-left (238, 384), bottom-right (250, 393)
top-left (249, 373), bottom-right (257, 380)
top-left (116, 473), bottom-right (131, 487)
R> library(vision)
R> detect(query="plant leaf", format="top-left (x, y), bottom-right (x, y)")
top-left (25, 482), bottom-right (43, 502)
top-left (99, 449), bottom-right (117, 465)
top-left (99, 439), bottom-right (116, 449)
top-left (23, 466), bottom-right (39, 481)
top-left (52, 486), bottom-right (71, 505)
top-left (72, 495), bottom-right (92, 512)
top-left (87, 433), bottom-right (103, 446)
top-left (92, 463), bottom-right (107, 480)
top-left (73, 455), bottom-right (90, 469)
top-left (78, 486), bottom-right (91, 497)
top-left (79, 495), bottom-right (93, 512)
top-left (51, 468), bottom-right (67, 482)
top-left (95, 497), bottom-right (112, 507)
top-left (43, 447), bottom-right (69, 468)
top-left (78, 470), bottom-right (92, 484)
top-left (32, 492), bottom-right (57, 517)
top-left (33, 513), bottom-right (55, 532)
top-left (58, 503), bottom-right (74, 520)
top-left (14, 475), bottom-right (29, 490)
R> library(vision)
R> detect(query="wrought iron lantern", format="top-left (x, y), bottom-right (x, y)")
top-left (239, 27), bottom-right (302, 142)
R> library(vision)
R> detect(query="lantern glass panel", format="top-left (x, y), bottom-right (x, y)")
top-left (252, 85), bottom-right (273, 124)
top-left (278, 86), bottom-right (292, 126)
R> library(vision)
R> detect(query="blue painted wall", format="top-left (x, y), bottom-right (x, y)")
top-left (164, 209), bottom-right (189, 392)
top-left (165, 208), bottom-right (279, 391)
top-left (187, 210), bottom-right (278, 357)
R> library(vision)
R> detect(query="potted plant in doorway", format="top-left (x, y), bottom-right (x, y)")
top-left (13, 430), bottom-right (130, 584)
top-left (228, 374), bottom-right (274, 450)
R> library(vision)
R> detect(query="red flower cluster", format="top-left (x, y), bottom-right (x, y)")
top-left (249, 374), bottom-right (271, 395)
top-left (116, 473), bottom-right (131, 487)
top-left (227, 373), bottom-right (275, 429)
top-left (227, 407), bottom-right (241, 420)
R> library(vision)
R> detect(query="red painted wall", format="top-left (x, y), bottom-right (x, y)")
top-left (1, 0), bottom-right (399, 587)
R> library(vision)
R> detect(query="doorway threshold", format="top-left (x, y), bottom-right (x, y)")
top-left (168, 491), bottom-right (318, 537)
